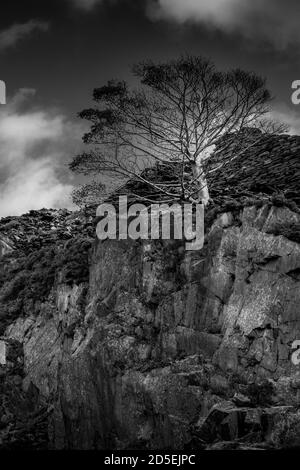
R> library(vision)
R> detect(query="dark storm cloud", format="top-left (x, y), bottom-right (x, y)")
top-left (67, 0), bottom-right (102, 9)
top-left (66, 0), bottom-right (115, 10)
top-left (147, 0), bottom-right (300, 49)
top-left (0, 20), bottom-right (49, 51)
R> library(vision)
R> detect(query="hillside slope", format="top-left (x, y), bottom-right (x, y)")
top-left (0, 134), bottom-right (300, 449)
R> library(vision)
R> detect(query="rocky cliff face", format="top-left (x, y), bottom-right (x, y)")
top-left (1, 202), bottom-right (300, 449)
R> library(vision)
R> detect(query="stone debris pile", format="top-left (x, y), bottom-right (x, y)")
top-left (208, 130), bottom-right (300, 208)
top-left (0, 208), bottom-right (95, 254)
top-left (105, 130), bottom-right (300, 212)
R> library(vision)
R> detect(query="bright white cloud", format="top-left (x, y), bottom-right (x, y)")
top-left (148, 0), bottom-right (242, 27)
top-left (0, 159), bottom-right (73, 218)
top-left (147, 0), bottom-right (300, 49)
top-left (271, 103), bottom-right (300, 136)
top-left (0, 20), bottom-right (49, 51)
top-left (0, 112), bottom-right (63, 151)
top-left (0, 89), bottom-right (84, 218)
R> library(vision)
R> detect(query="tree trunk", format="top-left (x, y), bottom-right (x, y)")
top-left (191, 160), bottom-right (210, 206)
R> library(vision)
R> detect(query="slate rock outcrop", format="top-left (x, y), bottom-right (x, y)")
top-left (1, 201), bottom-right (300, 449)
top-left (0, 130), bottom-right (300, 449)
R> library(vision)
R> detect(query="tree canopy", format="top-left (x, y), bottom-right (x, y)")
top-left (70, 55), bottom-right (287, 207)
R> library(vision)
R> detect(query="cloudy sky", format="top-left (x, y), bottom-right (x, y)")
top-left (0, 0), bottom-right (300, 216)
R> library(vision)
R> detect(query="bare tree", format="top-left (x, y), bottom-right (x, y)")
top-left (70, 56), bottom-right (287, 206)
